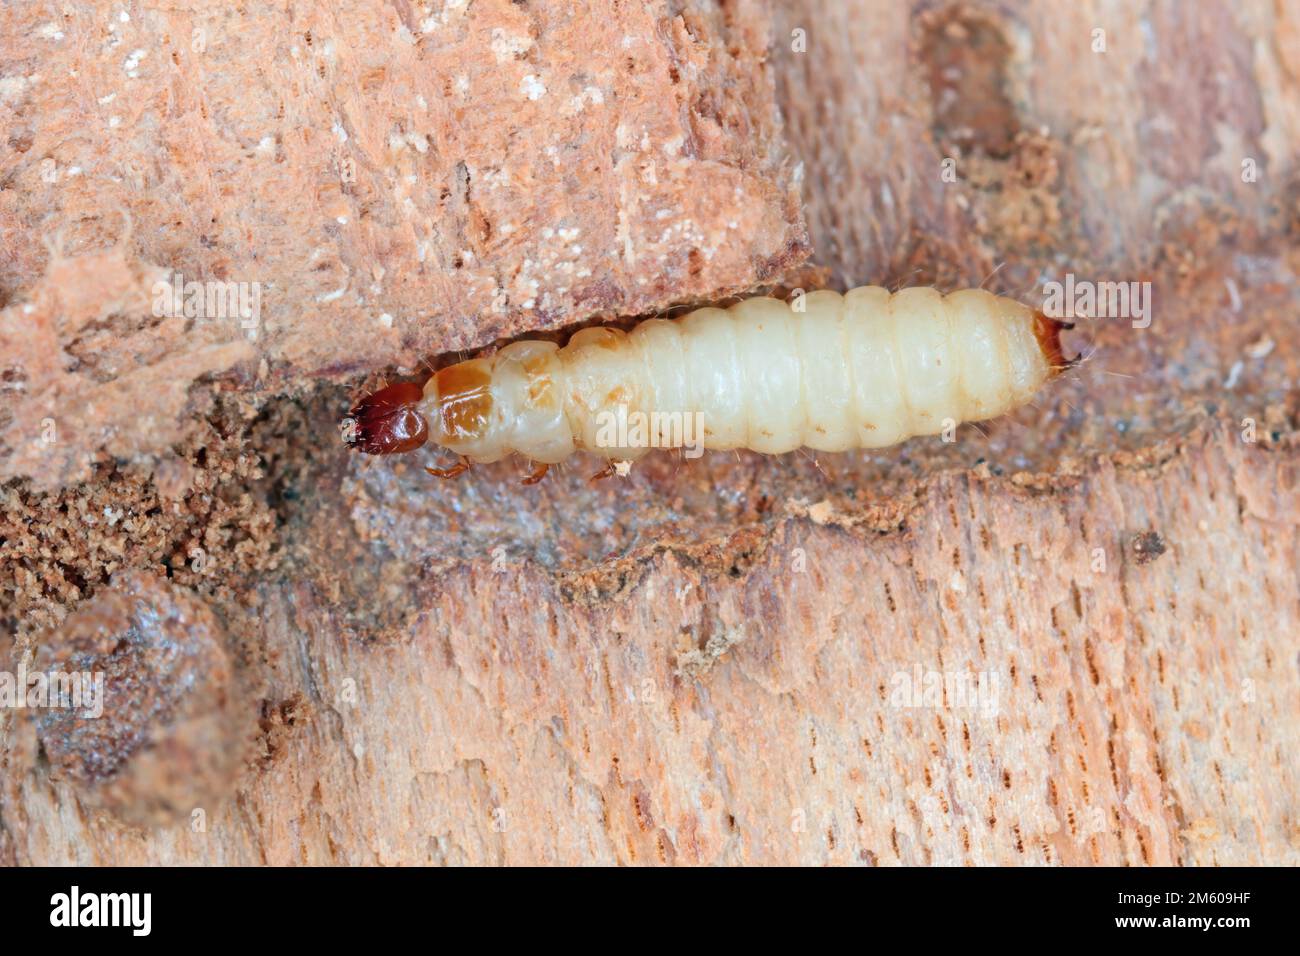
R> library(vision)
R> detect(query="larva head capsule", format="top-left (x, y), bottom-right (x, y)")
top-left (343, 381), bottom-right (429, 455)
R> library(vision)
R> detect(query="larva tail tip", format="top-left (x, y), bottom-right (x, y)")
top-left (1030, 310), bottom-right (1073, 375)
top-left (345, 381), bottom-right (430, 455)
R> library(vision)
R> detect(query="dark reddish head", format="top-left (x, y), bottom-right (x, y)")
top-left (343, 381), bottom-right (429, 455)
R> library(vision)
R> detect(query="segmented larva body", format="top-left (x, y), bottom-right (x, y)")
top-left (347, 287), bottom-right (1071, 471)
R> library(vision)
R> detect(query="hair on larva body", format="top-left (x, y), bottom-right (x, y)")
top-left (346, 286), bottom-right (1073, 476)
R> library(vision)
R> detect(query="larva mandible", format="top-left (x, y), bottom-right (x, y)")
top-left (343, 286), bottom-right (1075, 482)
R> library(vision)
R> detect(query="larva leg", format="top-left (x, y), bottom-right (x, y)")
top-left (521, 463), bottom-right (549, 485)
top-left (589, 461), bottom-right (617, 482)
top-left (426, 455), bottom-right (472, 480)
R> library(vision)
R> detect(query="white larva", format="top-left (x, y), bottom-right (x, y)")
top-left (345, 286), bottom-right (1072, 477)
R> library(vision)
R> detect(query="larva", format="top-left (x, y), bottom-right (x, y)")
top-left (344, 287), bottom-right (1074, 480)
